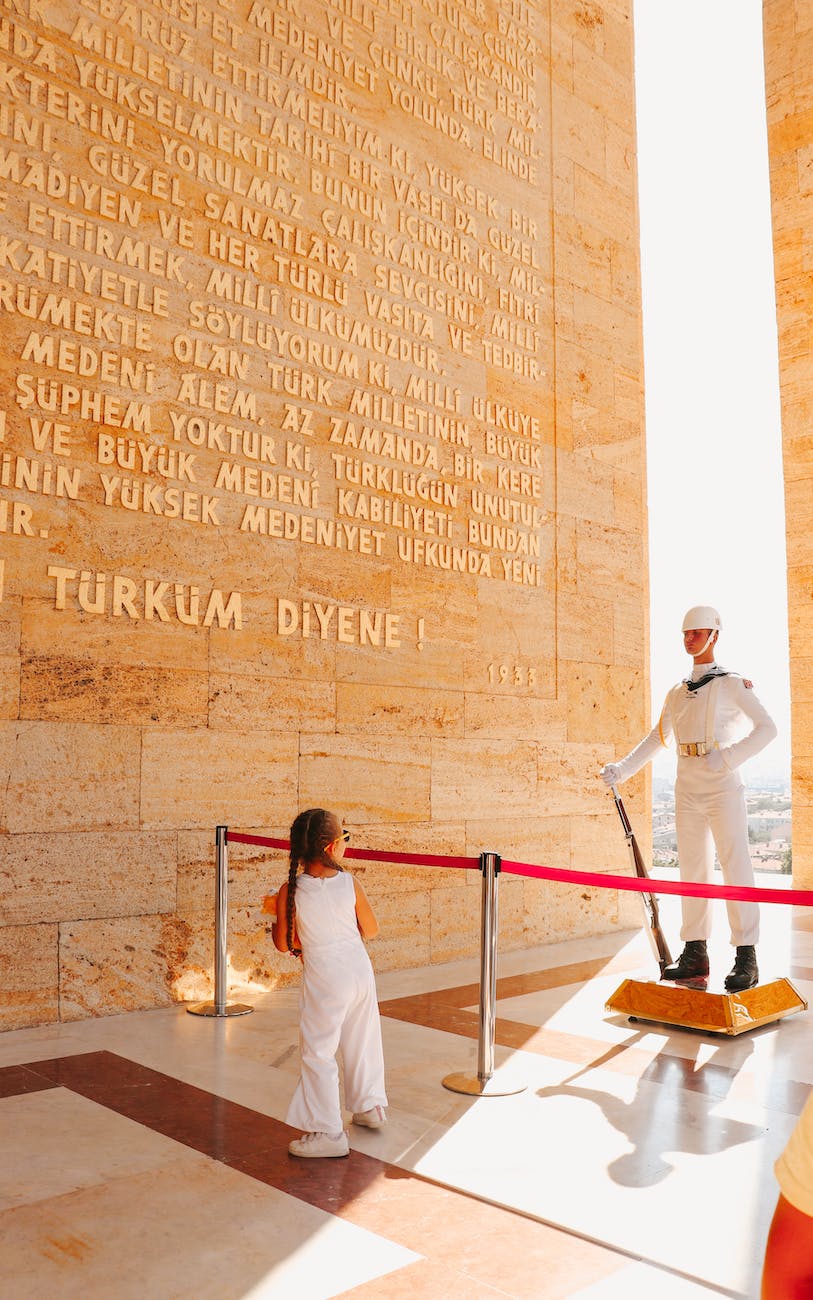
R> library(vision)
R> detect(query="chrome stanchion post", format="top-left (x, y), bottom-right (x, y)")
top-left (214, 823), bottom-right (229, 1014)
top-left (443, 851), bottom-right (525, 1096)
top-left (188, 825), bottom-right (252, 1017)
top-left (477, 850), bottom-right (499, 1081)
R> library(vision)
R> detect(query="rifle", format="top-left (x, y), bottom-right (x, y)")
top-left (611, 785), bottom-right (673, 976)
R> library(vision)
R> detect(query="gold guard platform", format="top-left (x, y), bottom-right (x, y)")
top-left (605, 977), bottom-right (807, 1036)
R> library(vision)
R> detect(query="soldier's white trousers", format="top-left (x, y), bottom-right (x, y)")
top-left (674, 781), bottom-right (759, 947)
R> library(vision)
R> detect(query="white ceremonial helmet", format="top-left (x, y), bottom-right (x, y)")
top-left (681, 605), bottom-right (722, 633)
top-left (682, 606), bottom-right (721, 657)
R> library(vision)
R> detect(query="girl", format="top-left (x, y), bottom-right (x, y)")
top-left (273, 808), bottom-right (388, 1158)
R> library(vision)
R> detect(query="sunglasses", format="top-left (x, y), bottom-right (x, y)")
top-left (340, 829), bottom-right (350, 843)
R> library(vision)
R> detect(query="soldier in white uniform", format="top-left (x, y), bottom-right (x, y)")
top-left (600, 606), bottom-right (777, 991)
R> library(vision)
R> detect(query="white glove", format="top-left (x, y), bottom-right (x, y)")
top-left (705, 748), bottom-right (726, 773)
top-left (600, 763), bottom-right (621, 787)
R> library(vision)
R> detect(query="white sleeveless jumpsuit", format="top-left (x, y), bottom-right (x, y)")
top-left (286, 871), bottom-right (387, 1136)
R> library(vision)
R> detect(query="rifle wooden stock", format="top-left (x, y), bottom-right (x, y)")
top-left (611, 786), bottom-right (673, 974)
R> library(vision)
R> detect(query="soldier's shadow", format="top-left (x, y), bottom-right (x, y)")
top-left (537, 1032), bottom-right (761, 1188)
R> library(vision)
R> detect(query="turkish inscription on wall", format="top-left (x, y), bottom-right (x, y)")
top-left (0, 0), bottom-right (552, 687)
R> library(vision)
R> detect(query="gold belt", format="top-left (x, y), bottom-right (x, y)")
top-left (678, 741), bottom-right (714, 757)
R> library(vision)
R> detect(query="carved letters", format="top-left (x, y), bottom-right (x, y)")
top-left (0, 0), bottom-right (551, 650)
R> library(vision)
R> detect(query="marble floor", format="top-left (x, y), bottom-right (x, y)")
top-left (2, 882), bottom-right (812, 1300)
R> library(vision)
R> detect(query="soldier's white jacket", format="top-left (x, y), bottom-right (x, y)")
top-left (611, 664), bottom-right (777, 790)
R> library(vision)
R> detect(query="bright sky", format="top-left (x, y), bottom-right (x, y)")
top-left (633, 0), bottom-right (790, 781)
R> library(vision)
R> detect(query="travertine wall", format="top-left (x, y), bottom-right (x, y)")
top-left (764, 0), bottom-right (813, 887)
top-left (0, 0), bottom-right (647, 1028)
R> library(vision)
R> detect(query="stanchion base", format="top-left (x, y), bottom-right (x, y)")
top-left (605, 977), bottom-right (807, 1036)
top-left (442, 1071), bottom-right (526, 1096)
top-left (186, 1002), bottom-right (253, 1017)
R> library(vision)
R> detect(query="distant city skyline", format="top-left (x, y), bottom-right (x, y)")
top-left (634, 1), bottom-right (790, 782)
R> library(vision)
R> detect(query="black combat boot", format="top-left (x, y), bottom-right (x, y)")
top-left (662, 940), bottom-right (709, 983)
top-left (724, 946), bottom-right (758, 992)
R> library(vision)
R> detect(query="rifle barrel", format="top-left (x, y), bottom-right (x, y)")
top-left (609, 785), bottom-right (673, 973)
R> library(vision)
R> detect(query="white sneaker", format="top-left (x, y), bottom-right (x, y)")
top-left (288, 1131), bottom-right (349, 1158)
top-left (352, 1105), bottom-right (387, 1129)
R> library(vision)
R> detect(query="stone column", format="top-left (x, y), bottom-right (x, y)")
top-left (763, 0), bottom-right (813, 884)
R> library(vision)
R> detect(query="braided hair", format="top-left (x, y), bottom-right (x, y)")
top-left (286, 808), bottom-right (344, 957)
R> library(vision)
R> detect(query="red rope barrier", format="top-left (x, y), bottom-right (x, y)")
top-left (224, 830), bottom-right (812, 907)
top-left (227, 832), bottom-right (288, 851)
top-left (225, 831), bottom-right (475, 871)
top-left (344, 846), bottom-right (474, 870)
top-left (500, 858), bottom-right (813, 907)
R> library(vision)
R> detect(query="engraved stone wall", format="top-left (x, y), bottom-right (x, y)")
top-left (764, 0), bottom-right (813, 888)
top-left (0, 0), bottom-right (647, 1027)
